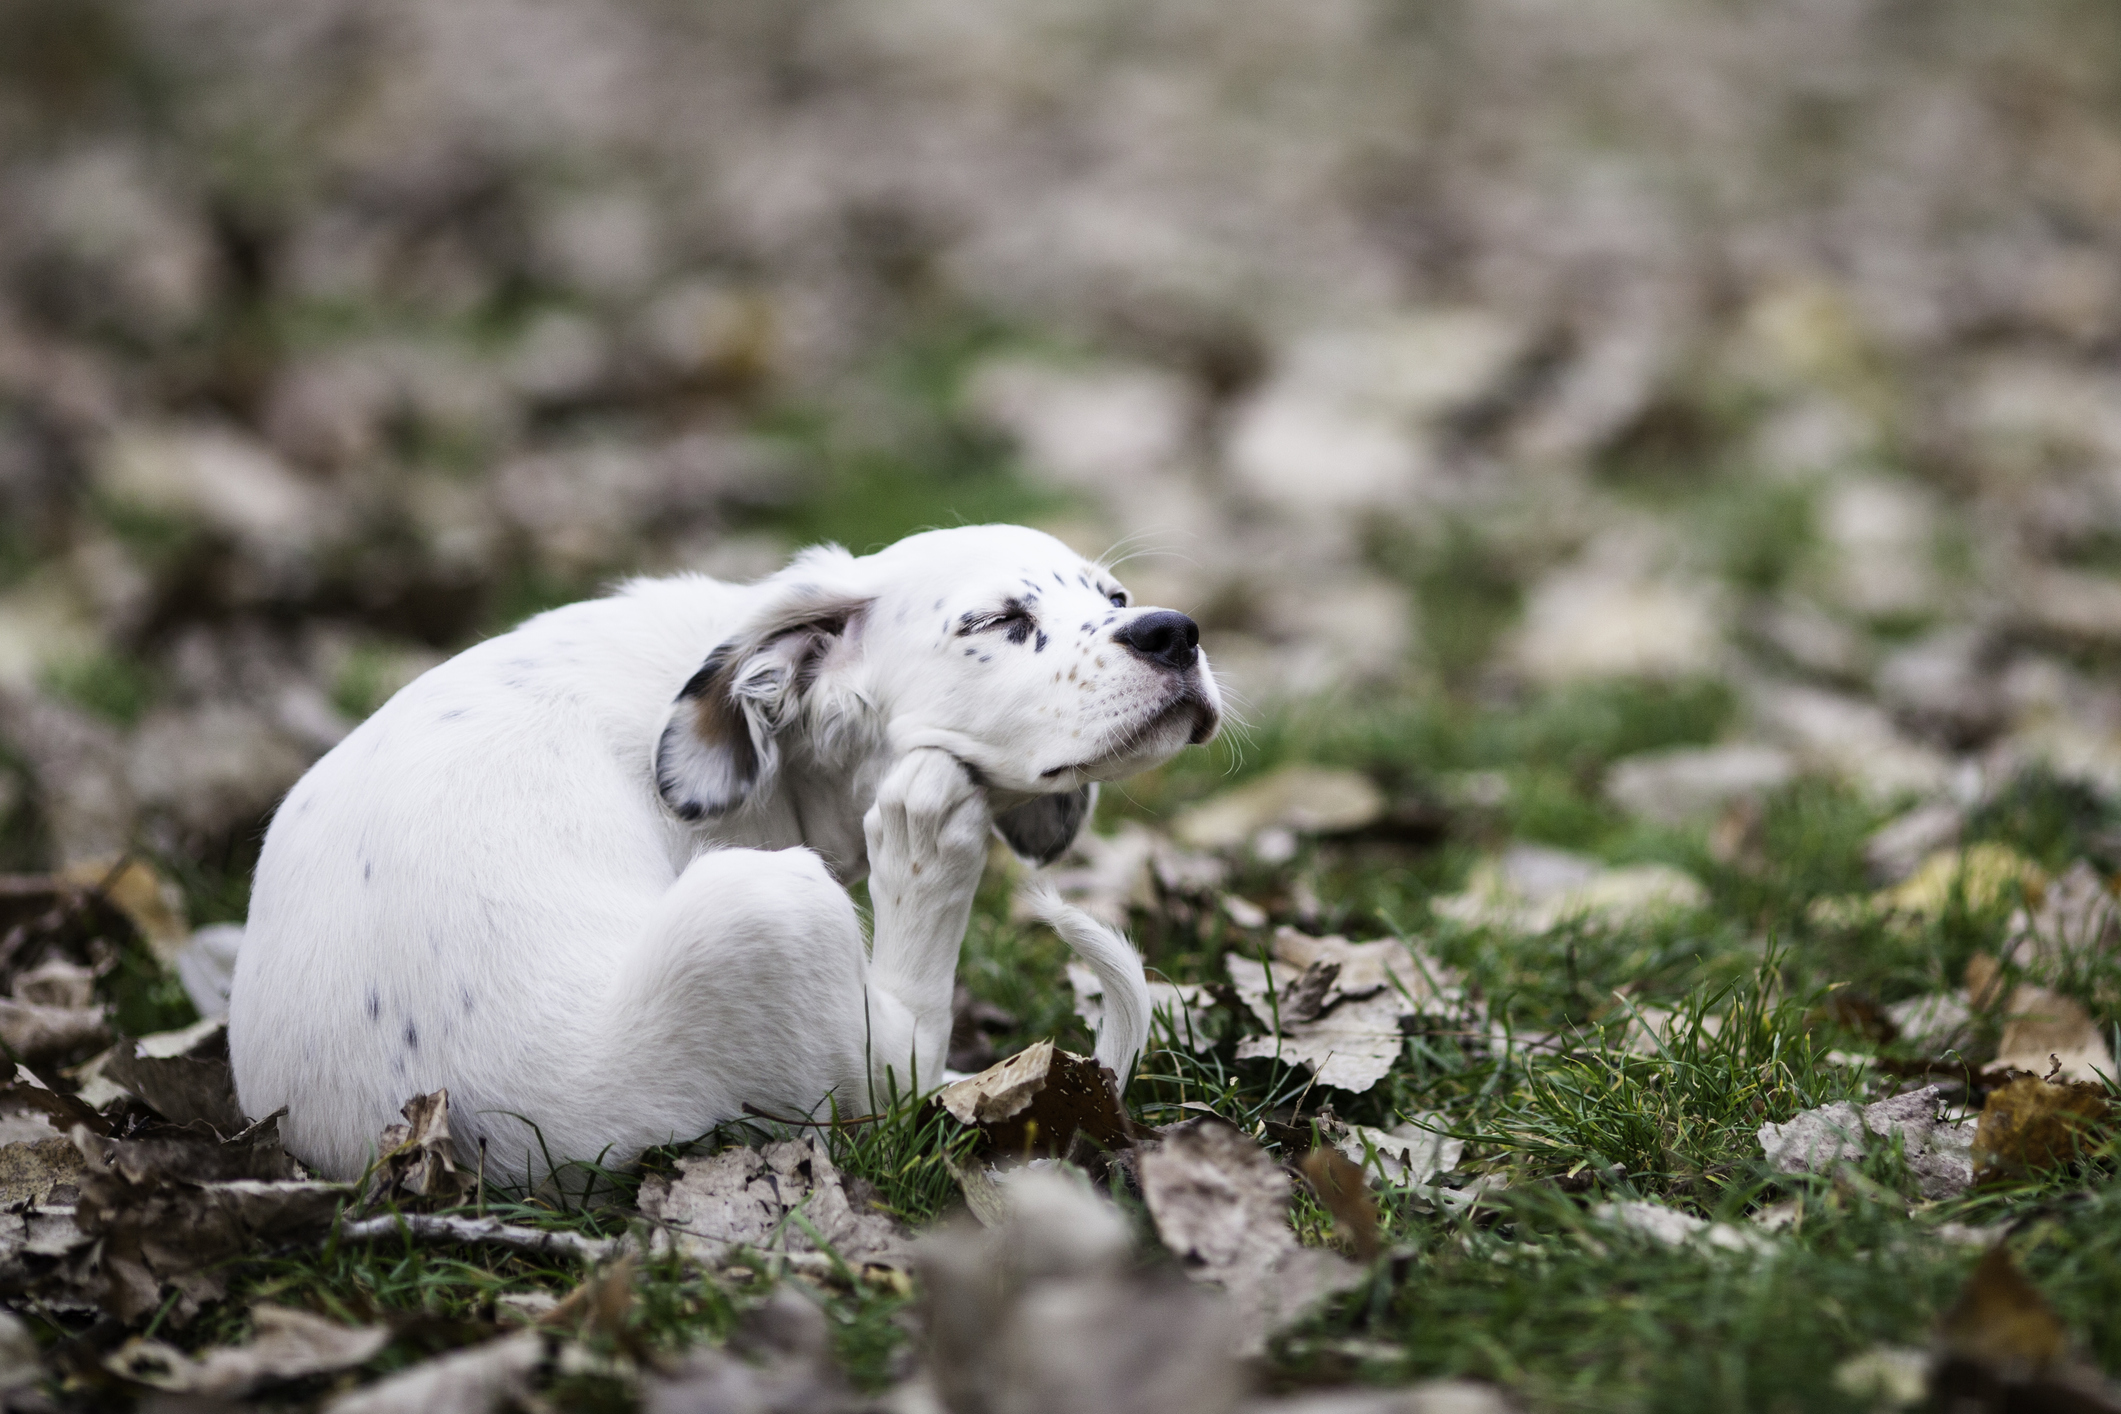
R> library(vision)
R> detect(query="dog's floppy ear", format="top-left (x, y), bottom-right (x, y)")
top-left (656, 582), bottom-right (870, 821)
top-left (994, 784), bottom-right (1095, 866)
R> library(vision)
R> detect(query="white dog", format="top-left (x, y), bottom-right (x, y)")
top-left (228, 525), bottom-right (1220, 1182)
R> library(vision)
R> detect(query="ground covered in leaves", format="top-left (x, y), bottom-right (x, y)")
top-left (1, 704), bottom-right (2119, 1412)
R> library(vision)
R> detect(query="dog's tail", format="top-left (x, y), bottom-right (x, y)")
top-left (1020, 883), bottom-right (1150, 1086)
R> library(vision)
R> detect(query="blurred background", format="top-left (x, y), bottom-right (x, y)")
top-left (4, 0), bottom-right (2121, 918)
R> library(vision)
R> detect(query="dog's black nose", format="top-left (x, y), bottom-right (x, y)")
top-left (1114, 610), bottom-right (1200, 671)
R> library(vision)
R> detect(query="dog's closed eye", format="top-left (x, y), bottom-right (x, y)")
top-left (957, 599), bottom-right (1039, 646)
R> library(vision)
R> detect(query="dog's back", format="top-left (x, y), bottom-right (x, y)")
top-left (230, 574), bottom-right (752, 1179)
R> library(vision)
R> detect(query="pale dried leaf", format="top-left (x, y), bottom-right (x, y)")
top-left (1139, 1119), bottom-right (1362, 1356)
top-left (638, 1135), bottom-right (911, 1271)
top-left (326, 1330), bottom-right (546, 1414)
top-left (106, 1305), bottom-right (388, 1396)
top-left (1987, 984), bottom-right (2115, 1084)
top-left (1330, 1119), bottom-right (1463, 1188)
top-left (1591, 1199), bottom-right (1768, 1253)
top-left (1172, 766), bottom-right (1384, 851)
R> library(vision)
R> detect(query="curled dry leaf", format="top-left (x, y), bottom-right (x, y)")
top-left (105, 1304), bottom-right (389, 1396)
top-left (1298, 1146), bottom-right (1380, 1260)
top-left (325, 1329), bottom-right (549, 1414)
top-left (364, 1089), bottom-right (476, 1209)
top-left (1228, 928), bottom-right (1467, 1094)
top-left (1139, 1119), bottom-right (1363, 1356)
top-left (1971, 1073), bottom-right (2112, 1183)
top-left (935, 1040), bottom-right (1134, 1159)
top-left (100, 1017), bottom-right (246, 1131)
top-left (638, 1134), bottom-right (911, 1273)
top-left (1757, 1086), bottom-right (1975, 1199)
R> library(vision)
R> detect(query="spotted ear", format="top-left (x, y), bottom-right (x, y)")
top-left (655, 586), bottom-right (870, 822)
top-left (994, 784), bottom-right (1096, 866)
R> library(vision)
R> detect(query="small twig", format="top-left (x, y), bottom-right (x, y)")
top-left (337, 1213), bottom-right (621, 1263)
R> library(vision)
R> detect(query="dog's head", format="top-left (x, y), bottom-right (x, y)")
top-left (653, 525), bottom-right (1222, 864)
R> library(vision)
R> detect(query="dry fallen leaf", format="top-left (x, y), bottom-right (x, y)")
top-left (917, 1169), bottom-right (1243, 1414)
top-left (1228, 928), bottom-right (1467, 1094)
top-left (638, 1134), bottom-right (911, 1273)
top-left (644, 1285), bottom-right (860, 1414)
top-left (1971, 1073), bottom-right (2112, 1183)
top-left (1431, 845), bottom-right (1708, 935)
top-left (0, 1136), bottom-right (87, 1207)
top-left (105, 1304), bottom-right (389, 1397)
top-left (100, 1018), bottom-right (247, 1132)
top-left (1590, 1199), bottom-right (1768, 1253)
top-left (325, 1329), bottom-right (548, 1414)
top-left (1937, 1244), bottom-right (2069, 1378)
top-left (1298, 1146), bottom-right (1380, 1260)
top-left (1985, 983), bottom-right (2114, 1085)
top-left (1139, 1119), bottom-right (1363, 1356)
top-left (1757, 1086), bottom-right (1975, 1199)
top-left (59, 858), bottom-right (189, 965)
top-left (1171, 765), bottom-right (1384, 852)
top-left (934, 1040), bottom-right (1134, 1159)
top-left (72, 1117), bottom-right (342, 1325)
top-left (1329, 1117), bottom-right (1463, 1188)
top-left (364, 1089), bottom-right (476, 1209)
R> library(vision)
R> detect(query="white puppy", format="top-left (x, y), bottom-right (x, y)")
top-left (228, 525), bottom-right (1220, 1182)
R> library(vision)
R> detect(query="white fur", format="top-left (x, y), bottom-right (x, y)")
top-left (227, 525), bottom-right (1220, 1182)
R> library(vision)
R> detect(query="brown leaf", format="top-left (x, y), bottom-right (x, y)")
top-left (934, 1041), bottom-right (1134, 1160)
top-left (0, 1136), bottom-right (88, 1207)
top-left (1937, 1245), bottom-right (2070, 1378)
top-left (363, 1090), bottom-right (475, 1210)
top-left (101, 1019), bottom-right (246, 1132)
top-left (1972, 1073), bottom-right (2111, 1183)
top-left (1139, 1119), bottom-right (1362, 1356)
top-left (70, 1115), bottom-right (339, 1325)
top-left (1298, 1146), bottom-right (1380, 1260)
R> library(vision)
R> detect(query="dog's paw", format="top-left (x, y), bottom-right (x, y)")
top-left (865, 747), bottom-right (991, 893)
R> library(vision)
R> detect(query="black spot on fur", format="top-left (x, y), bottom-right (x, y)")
top-left (362, 861), bottom-right (372, 882)
top-left (461, 987), bottom-right (476, 1014)
top-left (1035, 630), bottom-right (1049, 651)
top-left (366, 987), bottom-right (380, 1023)
top-left (404, 1022), bottom-right (419, 1051)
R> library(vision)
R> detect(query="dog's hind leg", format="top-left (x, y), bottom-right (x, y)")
top-left (594, 846), bottom-right (876, 1156)
top-left (861, 747), bottom-right (993, 1101)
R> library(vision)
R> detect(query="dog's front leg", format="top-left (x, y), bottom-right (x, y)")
top-left (862, 746), bottom-right (991, 1101)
